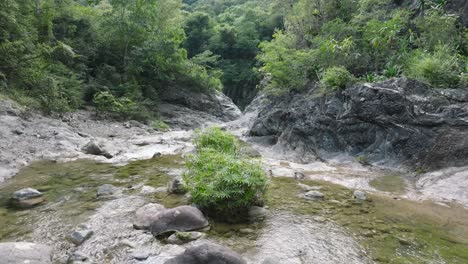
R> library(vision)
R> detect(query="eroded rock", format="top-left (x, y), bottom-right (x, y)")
top-left (166, 231), bottom-right (205, 245)
top-left (81, 141), bottom-right (113, 159)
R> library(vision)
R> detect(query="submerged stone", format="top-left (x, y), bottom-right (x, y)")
top-left (11, 188), bottom-right (44, 208)
top-left (353, 190), bottom-right (368, 201)
top-left (304, 190), bottom-right (325, 200)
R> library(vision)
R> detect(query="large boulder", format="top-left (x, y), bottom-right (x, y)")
top-left (248, 78), bottom-right (468, 170)
top-left (150, 205), bottom-right (209, 237)
top-left (0, 242), bottom-right (52, 264)
top-left (133, 203), bottom-right (166, 230)
top-left (164, 243), bottom-right (246, 264)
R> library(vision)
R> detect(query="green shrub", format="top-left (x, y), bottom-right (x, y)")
top-left (193, 127), bottom-right (239, 154)
top-left (321, 66), bottom-right (356, 90)
top-left (184, 128), bottom-right (268, 220)
top-left (183, 148), bottom-right (267, 219)
top-left (405, 46), bottom-right (462, 88)
top-left (151, 119), bottom-right (170, 131)
top-left (92, 91), bottom-right (137, 118)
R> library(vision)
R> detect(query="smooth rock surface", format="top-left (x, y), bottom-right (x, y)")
top-left (133, 203), bottom-right (166, 230)
top-left (11, 188), bottom-right (44, 208)
top-left (0, 242), bottom-right (52, 264)
top-left (150, 205), bottom-right (209, 237)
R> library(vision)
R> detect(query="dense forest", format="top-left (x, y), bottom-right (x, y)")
top-left (0, 0), bottom-right (467, 117)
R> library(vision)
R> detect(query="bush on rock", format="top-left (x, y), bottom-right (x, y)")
top-left (183, 128), bottom-right (267, 220)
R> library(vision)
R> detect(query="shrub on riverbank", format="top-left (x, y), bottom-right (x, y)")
top-left (184, 128), bottom-right (267, 220)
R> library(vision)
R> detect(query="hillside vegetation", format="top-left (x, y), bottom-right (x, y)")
top-left (1, 0), bottom-right (466, 115)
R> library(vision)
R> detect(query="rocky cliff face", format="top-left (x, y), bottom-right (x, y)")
top-left (159, 88), bottom-right (242, 129)
top-left (248, 78), bottom-right (468, 170)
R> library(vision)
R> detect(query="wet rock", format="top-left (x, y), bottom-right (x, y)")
top-left (11, 188), bottom-right (44, 208)
top-left (0, 242), bottom-right (52, 264)
top-left (133, 203), bottom-right (166, 230)
top-left (69, 225), bottom-right (93, 245)
top-left (150, 205), bottom-right (209, 237)
top-left (304, 190), bottom-right (325, 200)
top-left (248, 206), bottom-right (269, 222)
top-left (152, 152), bottom-right (162, 158)
top-left (166, 231), bottom-right (205, 245)
top-left (81, 141), bottom-right (113, 159)
top-left (353, 190), bottom-right (368, 201)
top-left (169, 176), bottom-right (186, 194)
top-left (164, 243), bottom-right (246, 264)
top-left (96, 184), bottom-right (119, 197)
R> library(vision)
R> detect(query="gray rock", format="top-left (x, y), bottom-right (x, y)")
top-left (11, 188), bottom-right (44, 208)
top-left (248, 206), bottom-right (269, 222)
top-left (169, 176), bottom-right (186, 194)
top-left (304, 190), bottom-right (325, 200)
top-left (248, 78), bottom-right (468, 170)
top-left (353, 190), bottom-right (368, 201)
top-left (69, 225), bottom-right (93, 245)
top-left (0, 242), bottom-right (52, 264)
top-left (152, 152), bottom-right (162, 158)
top-left (97, 184), bottom-right (119, 197)
top-left (164, 243), bottom-right (246, 264)
top-left (166, 231), bottom-right (205, 245)
top-left (133, 203), bottom-right (166, 230)
top-left (132, 249), bottom-right (151, 260)
top-left (150, 205), bottom-right (209, 237)
top-left (81, 141), bottom-right (113, 159)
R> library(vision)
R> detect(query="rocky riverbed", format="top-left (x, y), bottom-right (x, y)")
top-left (1, 81), bottom-right (468, 264)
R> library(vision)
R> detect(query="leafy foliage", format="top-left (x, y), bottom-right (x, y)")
top-left (184, 127), bottom-right (268, 219)
top-left (258, 0), bottom-right (467, 94)
top-left (321, 67), bottom-right (356, 91)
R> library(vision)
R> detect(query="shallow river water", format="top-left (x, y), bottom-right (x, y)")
top-left (1, 131), bottom-right (468, 264)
